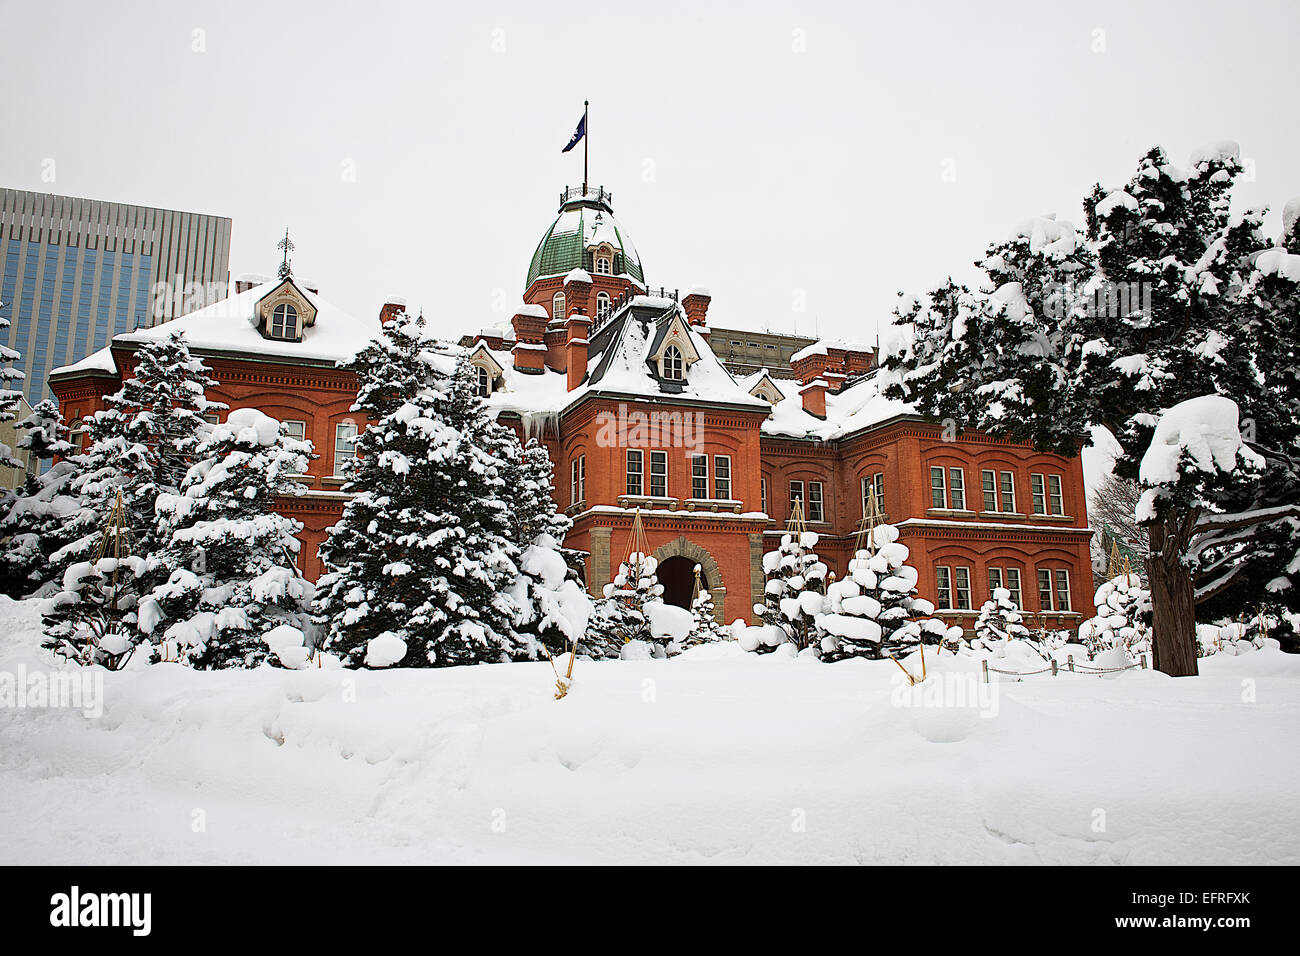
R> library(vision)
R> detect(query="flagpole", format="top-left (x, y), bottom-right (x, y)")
top-left (582, 100), bottom-right (589, 195)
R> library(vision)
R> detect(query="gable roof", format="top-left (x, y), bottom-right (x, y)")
top-left (50, 279), bottom-right (381, 379)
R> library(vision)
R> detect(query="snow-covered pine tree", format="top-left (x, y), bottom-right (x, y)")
top-left (1192, 201), bottom-right (1300, 652)
top-left (316, 321), bottom-right (522, 668)
top-left (882, 143), bottom-right (1300, 675)
top-left (42, 490), bottom-right (146, 669)
top-left (819, 522), bottom-right (928, 661)
top-left (44, 333), bottom-right (222, 652)
top-left (685, 569), bottom-right (726, 646)
top-left (1078, 571), bottom-right (1151, 658)
top-left (754, 529), bottom-right (827, 654)
top-left (505, 438), bottom-right (592, 659)
top-left (972, 587), bottom-right (1032, 650)
top-left (600, 551), bottom-right (663, 647)
top-left (0, 297), bottom-right (25, 475)
top-left (0, 401), bottom-right (82, 597)
top-left (140, 408), bottom-right (314, 669)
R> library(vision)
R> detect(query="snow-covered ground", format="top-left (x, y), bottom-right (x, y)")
top-left (1, 595), bottom-right (1296, 865)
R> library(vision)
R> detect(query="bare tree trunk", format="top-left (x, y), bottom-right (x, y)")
top-left (1146, 517), bottom-right (1199, 677)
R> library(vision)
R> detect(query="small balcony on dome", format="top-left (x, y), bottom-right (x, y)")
top-left (559, 185), bottom-right (615, 212)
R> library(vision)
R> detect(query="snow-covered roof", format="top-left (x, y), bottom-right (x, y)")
top-left (761, 372), bottom-right (916, 441)
top-left (50, 279), bottom-right (382, 378)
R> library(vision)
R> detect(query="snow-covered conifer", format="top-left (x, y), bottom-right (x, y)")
top-left (316, 319), bottom-right (522, 667)
top-left (43, 334), bottom-right (221, 654)
top-left (753, 530), bottom-right (827, 653)
top-left (1078, 572), bottom-right (1151, 658)
top-left (819, 523), bottom-right (928, 660)
top-left (0, 401), bottom-right (81, 597)
top-left (504, 439), bottom-right (591, 658)
top-left (973, 587), bottom-right (1032, 650)
top-left (140, 408), bottom-right (314, 669)
top-left (0, 297), bottom-right (25, 474)
top-left (600, 552), bottom-right (663, 648)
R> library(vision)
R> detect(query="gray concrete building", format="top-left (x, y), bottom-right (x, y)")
top-left (710, 327), bottom-right (819, 379)
top-left (0, 188), bottom-right (232, 404)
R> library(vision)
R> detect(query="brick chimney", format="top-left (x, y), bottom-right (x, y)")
top-left (511, 304), bottom-right (549, 374)
top-left (800, 378), bottom-right (828, 418)
top-left (379, 297), bottom-right (407, 326)
top-left (791, 348), bottom-right (831, 386)
top-left (844, 347), bottom-right (874, 377)
top-left (682, 289), bottom-right (712, 340)
top-left (565, 308), bottom-right (591, 391)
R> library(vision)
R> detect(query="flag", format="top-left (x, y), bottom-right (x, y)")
top-left (562, 112), bottom-right (586, 153)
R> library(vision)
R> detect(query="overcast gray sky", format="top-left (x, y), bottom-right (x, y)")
top-left (2, 0), bottom-right (1297, 346)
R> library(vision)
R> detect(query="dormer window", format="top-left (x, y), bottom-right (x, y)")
top-left (475, 365), bottom-right (490, 397)
top-left (597, 292), bottom-right (611, 321)
top-left (663, 345), bottom-right (684, 380)
top-left (596, 256), bottom-right (611, 275)
top-left (552, 291), bottom-right (566, 321)
top-left (270, 302), bottom-right (298, 339)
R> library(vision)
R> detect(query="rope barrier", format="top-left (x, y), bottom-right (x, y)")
top-left (981, 655), bottom-right (1149, 681)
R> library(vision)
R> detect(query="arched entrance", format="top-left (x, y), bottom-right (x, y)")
top-left (657, 556), bottom-right (706, 609)
top-left (650, 535), bottom-right (726, 622)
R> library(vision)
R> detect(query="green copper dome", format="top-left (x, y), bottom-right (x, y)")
top-left (525, 187), bottom-right (645, 289)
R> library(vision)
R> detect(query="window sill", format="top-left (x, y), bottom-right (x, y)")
top-left (1030, 512), bottom-right (1074, 521)
top-left (322, 476), bottom-right (349, 488)
top-left (618, 495), bottom-right (679, 510)
top-left (979, 511), bottom-right (1027, 519)
top-left (684, 498), bottom-right (744, 514)
top-left (926, 508), bottom-right (976, 517)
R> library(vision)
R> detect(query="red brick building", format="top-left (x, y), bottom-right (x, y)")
top-left (49, 184), bottom-right (1094, 631)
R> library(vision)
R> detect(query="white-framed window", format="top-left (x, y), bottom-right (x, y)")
top-left (691, 454), bottom-right (709, 499)
top-left (937, 566), bottom-right (953, 609)
top-left (1037, 569), bottom-right (1054, 610)
top-left (595, 256), bottom-right (611, 275)
top-left (649, 450), bottom-right (668, 497)
top-left (761, 477), bottom-right (768, 515)
top-left (202, 413), bottom-right (220, 425)
top-left (949, 467), bottom-right (966, 510)
top-left (982, 469), bottom-right (997, 512)
top-left (861, 473), bottom-right (884, 516)
top-left (714, 455), bottom-right (731, 500)
top-left (1055, 568), bottom-right (1072, 611)
top-left (1048, 474), bottom-right (1064, 515)
top-left (999, 471), bottom-right (1016, 512)
top-left (988, 567), bottom-right (1023, 607)
top-left (269, 302), bottom-right (297, 339)
top-left (475, 365), bottom-right (490, 397)
top-left (1005, 568), bottom-right (1022, 608)
top-left (953, 567), bottom-right (972, 609)
top-left (808, 481), bottom-right (825, 522)
top-left (930, 466), bottom-right (947, 509)
top-left (626, 450), bottom-right (643, 496)
top-left (283, 420), bottom-right (306, 442)
top-left (937, 566), bottom-right (972, 609)
top-left (789, 480), bottom-right (804, 516)
top-left (571, 455), bottom-right (585, 505)
top-left (334, 421), bottom-right (358, 476)
top-left (596, 292), bottom-right (611, 321)
top-left (1031, 473), bottom-right (1047, 514)
top-left (552, 291), bottom-right (565, 321)
top-left (662, 345), bottom-right (684, 380)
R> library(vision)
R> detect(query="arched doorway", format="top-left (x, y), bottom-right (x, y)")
top-left (657, 556), bottom-right (706, 609)
top-left (649, 535), bottom-right (726, 622)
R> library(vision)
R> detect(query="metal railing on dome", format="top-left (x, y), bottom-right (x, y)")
top-left (559, 185), bottom-right (614, 206)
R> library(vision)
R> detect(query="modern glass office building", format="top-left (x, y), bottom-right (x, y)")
top-left (0, 188), bottom-right (231, 405)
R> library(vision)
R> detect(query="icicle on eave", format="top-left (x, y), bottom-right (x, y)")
top-left (518, 408), bottom-right (560, 444)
